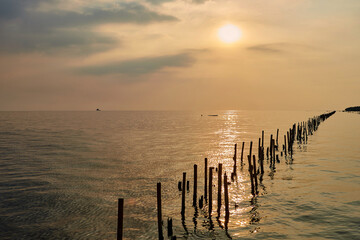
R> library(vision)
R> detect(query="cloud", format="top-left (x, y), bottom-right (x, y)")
top-left (247, 43), bottom-right (285, 53)
top-left (0, 1), bottom-right (178, 54)
top-left (247, 42), bottom-right (316, 54)
top-left (77, 53), bottom-right (195, 76)
top-left (144, 0), bottom-right (211, 5)
top-left (144, 0), bottom-right (175, 5)
top-left (0, 29), bottom-right (118, 55)
top-left (191, 0), bottom-right (210, 4)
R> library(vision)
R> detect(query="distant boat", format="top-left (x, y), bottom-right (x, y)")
top-left (208, 115), bottom-right (218, 116)
top-left (96, 108), bottom-right (101, 111)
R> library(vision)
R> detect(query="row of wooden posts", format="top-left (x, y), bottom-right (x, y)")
top-left (117, 111), bottom-right (336, 240)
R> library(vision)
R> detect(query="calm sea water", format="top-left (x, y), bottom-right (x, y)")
top-left (0, 110), bottom-right (359, 239)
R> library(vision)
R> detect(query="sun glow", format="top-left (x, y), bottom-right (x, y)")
top-left (217, 24), bottom-right (242, 43)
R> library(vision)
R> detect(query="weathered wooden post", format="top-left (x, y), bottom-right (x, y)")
top-left (193, 164), bottom-right (197, 207)
top-left (157, 183), bottom-right (163, 240)
top-left (269, 134), bottom-right (273, 161)
top-left (199, 195), bottom-right (204, 209)
top-left (252, 155), bottom-right (258, 193)
top-left (249, 141), bottom-right (253, 162)
top-left (276, 129), bottom-right (279, 149)
top-left (233, 143), bottom-right (237, 173)
top-left (247, 155), bottom-right (255, 195)
top-left (284, 135), bottom-right (287, 156)
top-left (209, 167), bottom-right (214, 216)
top-left (117, 198), bottom-right (124, 240)
top-left (217, 163), bottom-right (222, 214)
top-left (262, 130), bottom-right (264, 148)
top-left (241, 142), bottom-right (245, 166)
top-left (224, 173), bottom-right (230, 217)
top-left (204, 158), bottom-right (208, 202)
top-left (181, 172), bottom-right (186, 216)
top-left (258, 138), bottom-right (261, 160)
top-left (167, 218), bottom-right (173, 237)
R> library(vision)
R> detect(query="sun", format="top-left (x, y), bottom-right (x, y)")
top-left (217, 24), bottom-right (242, 43)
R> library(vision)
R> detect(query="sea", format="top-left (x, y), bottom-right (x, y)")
top-left (0, 110), bottom-right (359, 239)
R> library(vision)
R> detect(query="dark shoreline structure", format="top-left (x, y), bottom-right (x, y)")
top-left (344, 106), bottom-right (360, 112)
top-left (118, 110), bottom-right (336, 240)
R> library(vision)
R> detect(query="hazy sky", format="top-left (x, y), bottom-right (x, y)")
top-left (0, 0), bottom-right (359, 111)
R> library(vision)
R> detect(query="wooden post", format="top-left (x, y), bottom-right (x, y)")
top-left (287, 131), bottom-right (290, 153)
top-left (249, 141), bottom-right (253, 163)
top-left (262, 130), bottom-right (264, 148)
top-left (217, 163), bottom-right (222, 213)
top-left (241, 142), bottom-right (245, 165)
top-left (276, 129), bottom-right (279, 148)
top-left (260, 153), bottom-right (264, 174)
top-left (209, 167), bottom-right (213, 216)
top-left (252, 155), bottom-right (258, 193)
top-left (284, 135), bottom-right (287, 156)
top-left (181, 172), bottom-right (186, 215)
top-left (117, 198), bottom-right (124, 240)
top-left (258, 138), bottom-right (261, 160)
top-left (247, 155), bottom-right (255, 195)
top-left (272, 139), bottom-right (276, 167)
top-left (199, 195), bottom-right (203, 209)
top-left (157, 183), bottom-right (163, 240)
top-left (224, 173), bottom-right (229, 217)
top-left (193, 164), bottom-right (197, 207)
top-left (233, 144), bottom-right (237, 173)
top-left (204, 158), bottom-right (208, 202)
top-left (167, 218), bottom-right (173, 237)
top-left (270, 134), bottom-right (273, 161)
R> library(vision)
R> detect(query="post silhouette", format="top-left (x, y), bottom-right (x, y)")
top-left (193, 164), bottom-right (197, 207)
top-left (157, 183), bottom-right (163, 240)
top-left (181, 172), bottom-right (186, 215)
top-left (117, 198), bottom-right (124, 240)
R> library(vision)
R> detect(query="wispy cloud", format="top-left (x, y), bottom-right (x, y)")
top-left (76, 53), bottom-right (195, 76)
top-left (0, 1), bottom-right (178, 54)
top-left (247, 42), bottom-right (316, 54)
top-left (247, 43), bottom-right (286, 53)
top-left (144, 0), bottom-right (210, 4)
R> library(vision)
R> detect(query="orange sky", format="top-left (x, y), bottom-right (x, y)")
top-left (0, 0), bottom-right (359, 111)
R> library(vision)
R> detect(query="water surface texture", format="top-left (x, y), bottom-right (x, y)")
top-left (0, 111), bottom-right (359, 239)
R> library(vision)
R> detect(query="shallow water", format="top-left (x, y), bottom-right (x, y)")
top-left (0, 110), bottom-right (359, 239)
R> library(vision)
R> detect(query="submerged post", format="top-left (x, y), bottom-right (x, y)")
top-left (117, 198), bottom-right (124, 240)
top-left (181, 172), bottom-right (186, 215)
top-left (193, 164), bottom-right (197, 207)
top-left (157, 183), bottom-right (163, 240)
